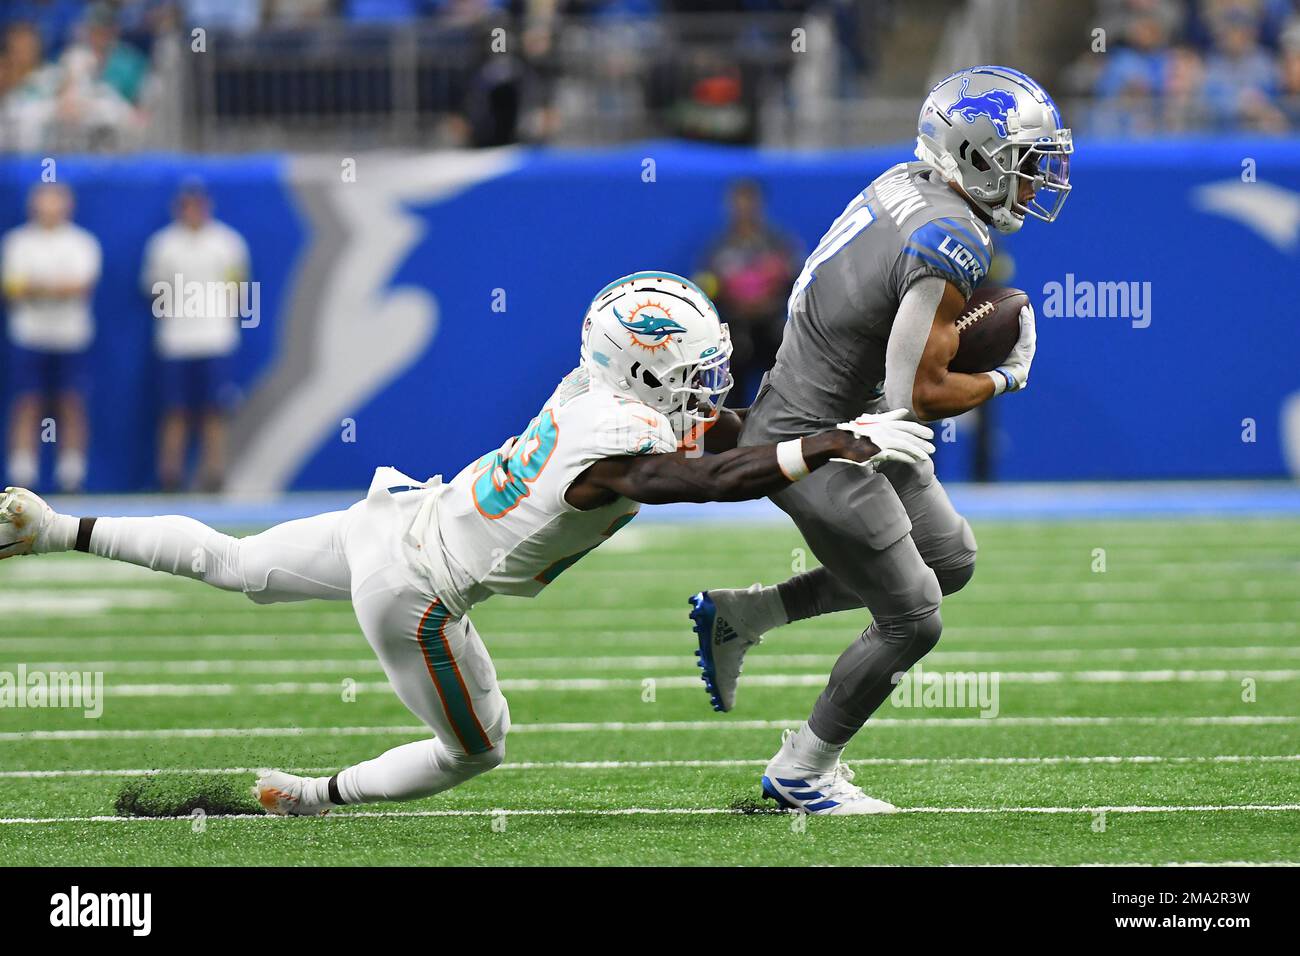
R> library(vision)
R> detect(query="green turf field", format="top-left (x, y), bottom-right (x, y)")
top-left (1, 517), bottom-right (1297, 866)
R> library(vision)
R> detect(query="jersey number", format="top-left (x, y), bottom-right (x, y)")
top-left (789, 193), bottom-right (876, 308)
top-left (472, 410), bottom-right (559, 519)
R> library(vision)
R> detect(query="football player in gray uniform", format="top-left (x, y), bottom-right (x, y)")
top-left (689, 66), bottom-right (1073, 814)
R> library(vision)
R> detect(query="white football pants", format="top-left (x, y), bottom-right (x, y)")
top-left (83, 485), bottom-right (510, 804)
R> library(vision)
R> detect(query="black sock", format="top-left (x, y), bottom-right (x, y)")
top-left (74, 517), bottom-right (98, 553)
top-left (327, 773), bottom-right (346, 806)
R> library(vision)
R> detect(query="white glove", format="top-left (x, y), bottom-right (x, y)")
top-left (834, 408), bottom-right (935, 468)
top-left (990, 303), bottom-right (1036, 394)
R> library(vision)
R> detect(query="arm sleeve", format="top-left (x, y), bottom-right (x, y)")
top-left (883, 275), bottom-right (947, 416)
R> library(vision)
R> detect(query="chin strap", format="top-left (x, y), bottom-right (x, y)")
top-left (917, 136), bottom-right (1027, 234)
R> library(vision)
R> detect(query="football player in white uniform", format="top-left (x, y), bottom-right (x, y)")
top-left (0, 271), bottom-right (933, 815)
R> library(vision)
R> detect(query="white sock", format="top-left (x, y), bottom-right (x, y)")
top-left (33, 512), bottom-right (79, 553)
top-left (7, 449), bottom-right (37, 488)
top-left (86, 516), bottom-right (245, 591)
top-left (55, 451), bottom-right (86, 492)
top-left (711, 582), bottom-right (788, 638)
top-left (326, 737), bottom-right (501, 805)
top-left (774, 722), bottom-right (845, 775)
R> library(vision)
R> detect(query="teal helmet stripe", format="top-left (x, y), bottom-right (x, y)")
top-left (591, 270), bottom-right (717, 318)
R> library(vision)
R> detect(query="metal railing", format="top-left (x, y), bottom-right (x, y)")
top-left (182, 14), bottom-right (828, 152)
top-left (4, 8), bottom-right (1296, 156)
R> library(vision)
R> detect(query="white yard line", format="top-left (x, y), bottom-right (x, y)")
top-left (2, 669), bottom-right (1291, 699)
top-left (3, 753), bottom-right (1297, 779)
top-left (13, 645), bottom-right (1300, 675)
top-left (0, 600), bottom-right (1294, 625)
top-left (1, 621), bottom-right (1295, 653)
top-left (1, 804), bottom-right (1298, 825)
top-left (1, 714), bottom-right (1295, 742)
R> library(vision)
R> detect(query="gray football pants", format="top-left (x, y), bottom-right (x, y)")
top-left (740, 382), bottom-right (978, 745)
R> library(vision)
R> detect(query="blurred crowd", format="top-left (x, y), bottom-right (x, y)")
top-left (0, 1), bottom-right (183, 151)
top-left (1069, 0), bottom-right (1300, 133)
top-left (4, 0), bottom-right (1299, 151)
top-left (0, 1), bottom-right (881, 151)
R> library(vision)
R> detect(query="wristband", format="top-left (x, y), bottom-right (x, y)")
top-left (985, 368), bottom-right (1012, 396)
top-left (776, 439), bottom-right (811, 482)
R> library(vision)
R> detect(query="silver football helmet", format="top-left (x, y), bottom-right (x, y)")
top-left (915, 65), bottom-right (1073, 234)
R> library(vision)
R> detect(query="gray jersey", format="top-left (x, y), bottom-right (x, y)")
top-left (767, 162), bottom-right (993, 422)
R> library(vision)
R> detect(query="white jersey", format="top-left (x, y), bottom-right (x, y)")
top-left (1, 222), bottom-right (101, 352)
top-left (410, 367), bottom-right (677, 618)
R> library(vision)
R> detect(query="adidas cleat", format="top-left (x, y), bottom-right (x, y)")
top-left (760, 763), bottom-right (898, 815)
top-left (0, 487), bottom-right (55, 560)
top-left (689, 590), bottom-right (761, 712)
top-left (252, 770), bottom-right (330, 817)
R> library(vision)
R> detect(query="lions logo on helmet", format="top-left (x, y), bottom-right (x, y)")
top-left (915, 65), bottom-right (1073, 234)
top-left (580, 271), bottom-right (733, 440)
top-left (945, 77), bottom-right (1018, 137)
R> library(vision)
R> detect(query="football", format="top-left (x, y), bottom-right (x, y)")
top-left (949, 285), bottom-right (1029, 374)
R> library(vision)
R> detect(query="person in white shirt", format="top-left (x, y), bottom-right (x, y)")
top-left (141, 179), bottom-right (250, 491)
top-left (1, 182), bottom-right (101, 492)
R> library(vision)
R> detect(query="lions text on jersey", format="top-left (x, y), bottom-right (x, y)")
top-left (771, 161), bottom-right (993, 421)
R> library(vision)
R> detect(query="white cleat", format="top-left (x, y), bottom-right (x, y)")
top-left (252, 770), bottom-right (330, 817)
top-left (0, 487), bottom-right (54, 560)
top-left (689, 587), bottom-right (765, 712)
top-left (762, 732), bottom-right (898, 815)
top-left (761, 763), bottom-right (898, 815)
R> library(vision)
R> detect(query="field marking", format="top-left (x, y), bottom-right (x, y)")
top-left (9, 669), bottom-right (1293, 699)
top-left (7, 557), bottom-right (1297, 585)
top-left (13, 645), bottom-right (1300, 676)
top-left (4, 753), bottom-right (1297, 779)
top-left (10, 577), bottom-right (1300, 603)
top-left (1, 804), bottom-right (1298, 826)
top-left (1, 621), bottom-right (1295, 653)
top-left (0, 600), bottom-right (1294, 627)
top-left (2, 714), bottom-right (1295, 742)
top-left (1, 591), bottom-right (178, 614)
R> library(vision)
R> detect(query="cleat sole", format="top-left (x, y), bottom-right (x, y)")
top-left (689, 592), bottom-right (728, 713)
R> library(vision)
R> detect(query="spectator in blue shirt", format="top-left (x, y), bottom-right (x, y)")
top-left (1203, 9), bottom-right (1285, 130)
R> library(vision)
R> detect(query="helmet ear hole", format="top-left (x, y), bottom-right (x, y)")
top-left (642, 368), bottom-right (662, 389)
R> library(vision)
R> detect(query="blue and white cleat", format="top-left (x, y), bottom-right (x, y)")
top-left (761, 763), bottom-right (898, 815)
top-left (0, 487), bottom-right (55, 561)
top-left (689, 589), bottom-right (763, 712)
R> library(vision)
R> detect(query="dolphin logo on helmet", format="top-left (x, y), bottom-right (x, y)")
top-left (613, 303), bottom-right (688, 351)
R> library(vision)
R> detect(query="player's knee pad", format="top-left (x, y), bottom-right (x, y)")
top-left (935, 561), bottom-right (975, 596)
top-left (908, 607), bottom-right (944, 657)
top-left (873, 605), bottom-right (944, 657)
top-left (451, 740), bottom-right (506, 776)
top-left (932, 519), bottom-right (977, 595)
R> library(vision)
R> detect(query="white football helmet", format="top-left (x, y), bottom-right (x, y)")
top-left (915, 65), bottom-right (1073, 234)
top-left (581, 271), bottom-right (733, 439)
